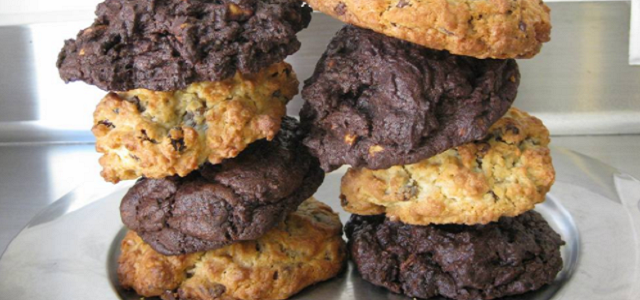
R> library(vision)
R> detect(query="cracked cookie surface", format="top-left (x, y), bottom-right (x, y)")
top-left (341, 108), bottom-right (554, 225)
top-left (120, 117), bottom-right (324, 255)
top-left (118, 198), bottom-right (347, 300)
top-left (57, 0), bottom-right (311, 91)
top-left (301, 25), bottom-right (519, 171)
top-left (305, 0), bottom-right (550, 59)
top-left (94, 62), bottom-right (297, 183)
top-left (345, 211), bottom-right (564, 300)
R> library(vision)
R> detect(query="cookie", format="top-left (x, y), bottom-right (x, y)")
top-left (118, 198), bottom-right (347, 300)
top-left (345, 211), bottom-right (564, 300)
top-left (301, 25), bottom-right (519, 172)
top-left (341, 108), bottom-right (554, 225)
top-left (120, 117), bottom-right (325, 255)
top-left (94, 62), bottom-right (297, 183)
top-left (305, 0), bottom-right (550, 59)
top-left (57, 0), bottom-right (311, 91)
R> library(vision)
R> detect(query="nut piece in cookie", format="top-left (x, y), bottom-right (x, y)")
top-left (57, 0), bottom-right (312, 91)
top-left (301, 25), bottom-right (519, 171)
top-left (118, 198), bottom-right (347, 300)
top-left (345, 212), bottom-right (565, 300)
top-left (341, 108), bottom-right (555, 225)
top-left (94, 62), bottom-right (298, 183)
top-left (305, 0), bottom-right (551, 59)
top-left (120, 117), bottom-right (325, 255)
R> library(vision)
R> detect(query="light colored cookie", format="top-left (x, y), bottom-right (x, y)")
top-left (306, 0), bottom-right (551, 59)
top-left (341, 107), bottom-right (555, 225)
top-left (118, 198), bottom-right (347, 300)
top-left (93, 62), bottom-right (297, 183)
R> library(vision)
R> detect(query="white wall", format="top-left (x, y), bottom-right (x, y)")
top-left (0, 0), bottom-right (101, 25)
top-left (0, 0), bottom-right (101, 14)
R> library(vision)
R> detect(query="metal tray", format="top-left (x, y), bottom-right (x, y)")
top-left (1, 147), bottom-right (639, 299)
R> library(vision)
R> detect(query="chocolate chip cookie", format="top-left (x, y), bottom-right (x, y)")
top-left (305, 0), bottom-right (551, 59)
top-left (341, 108), bottom-right (554, 225)
top-left (119, 198), bottom-right (346, 300)
top-left (94, 62), bottom-right (297, 183)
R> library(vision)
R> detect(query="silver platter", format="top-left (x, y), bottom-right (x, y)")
top-left (1, 147), bottom-right (639, 300)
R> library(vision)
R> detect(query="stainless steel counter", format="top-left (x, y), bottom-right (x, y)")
top-left (2, 1), bottom-right (640, 254)
top-left (0, 144), bottom-right (100, 252)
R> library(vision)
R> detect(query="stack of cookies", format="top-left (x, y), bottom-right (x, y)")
top-left (301, 0), bottom-right (566, 299)
top-left (57, 1), bottom-right (347, 299)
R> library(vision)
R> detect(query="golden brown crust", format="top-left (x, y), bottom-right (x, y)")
top-left (306, 0), bottom-right (551, 59)
top-left (118, 198), bottom-right (347, 300)
top-left (341, 108), bottom-right (555, 225)
top-left (93, 62), bottom-right (298, 183)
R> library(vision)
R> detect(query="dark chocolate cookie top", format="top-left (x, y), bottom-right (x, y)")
top-left (300, 25), bottom-right (520, 171)
top-left (120, 117), bottom-right (325, 255)
top-left (345, 212), bottom-right (565, 300)
top-left (57, 0), bottom-right (312, 91)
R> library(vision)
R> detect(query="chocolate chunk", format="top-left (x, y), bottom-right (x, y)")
top-left (334, 2), bottom-right (347, 15)
top-left (397, 0), bottom-right (410, 8)
top-left (300, 25), bottom-right (520, 171)
top-left (57, 0), bottom-right (312, 91)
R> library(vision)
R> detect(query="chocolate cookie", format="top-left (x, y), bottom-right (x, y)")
top-left (120, 118), bottom-right (325, 255)
top-left (345, 212), bottom-right (565, 300)
top-left (305, 0), bottom-right (551, 59)
top-left (119, 198), bottom-right (346, 300)
top-left (300, 26), bottom-right (519, 171)
top-left (57, 0), bottom-right (312, 91)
